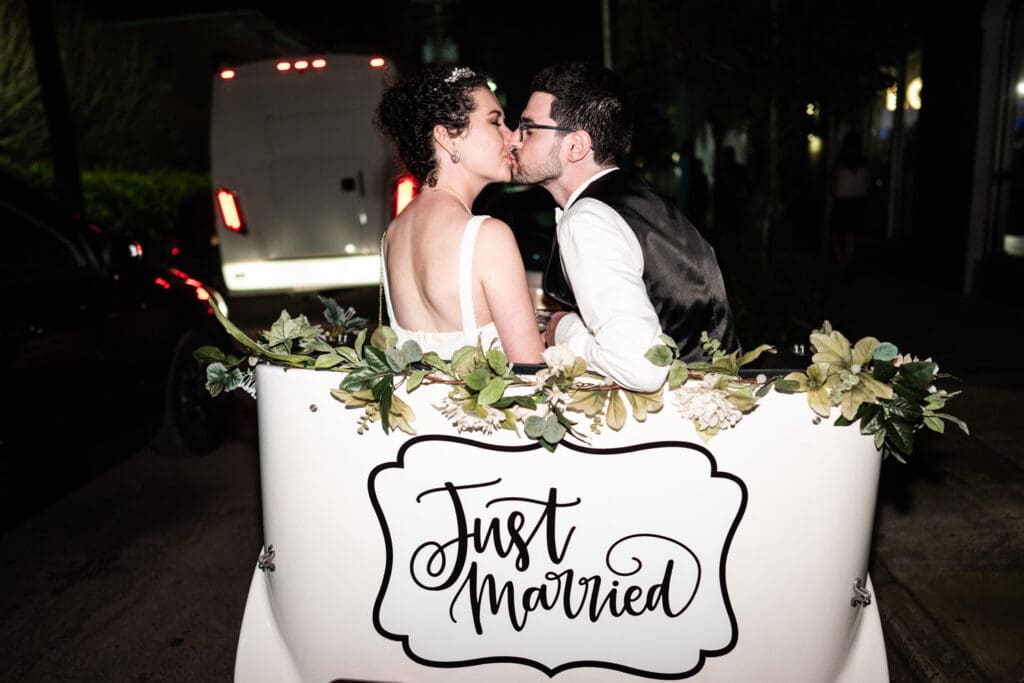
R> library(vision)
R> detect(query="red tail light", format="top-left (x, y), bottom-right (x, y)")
top-left (394, 175), bottom-right (417, 216)
top-left (217, 189), bottom-right (246, 233)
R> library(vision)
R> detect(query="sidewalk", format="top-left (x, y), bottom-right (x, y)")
top-left (823, 271), bottom-right (1024, 682)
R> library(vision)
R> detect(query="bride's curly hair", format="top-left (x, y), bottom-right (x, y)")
top-left (374, 65), bottom-right (489, 187)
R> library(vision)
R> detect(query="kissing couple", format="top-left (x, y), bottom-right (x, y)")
top-left (375, 61), bottom-right (738, 392)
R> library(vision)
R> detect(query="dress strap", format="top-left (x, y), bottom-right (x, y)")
top-left (458, 215), bottom-right (489, 333)
top-left (380, 231), bottom-right (399, 327)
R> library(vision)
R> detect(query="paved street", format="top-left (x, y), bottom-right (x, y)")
top-left (1, 279), bottom-right (1021, 682)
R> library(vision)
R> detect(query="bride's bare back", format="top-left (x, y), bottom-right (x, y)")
top-left (383, 192), bottom-right (544, 363)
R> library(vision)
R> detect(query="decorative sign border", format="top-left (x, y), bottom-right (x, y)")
top-left (368, 435), bottom-right (747, 680)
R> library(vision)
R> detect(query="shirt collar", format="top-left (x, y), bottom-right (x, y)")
top-left (564, 167), bottom-right (619, 210)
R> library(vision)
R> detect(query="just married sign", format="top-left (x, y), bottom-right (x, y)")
top-left (234, 365), bottom-right (889, 682)
top-left (370, 437), bottom-right (745, 677)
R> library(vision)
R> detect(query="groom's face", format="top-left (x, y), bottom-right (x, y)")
top-left (510, 92), bottom-right (565, 186)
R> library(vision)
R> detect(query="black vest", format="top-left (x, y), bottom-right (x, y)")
top-left (543, 170), bottom-right (739, 362)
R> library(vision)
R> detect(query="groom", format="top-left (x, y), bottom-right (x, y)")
top-left (510, 61), bottom-right (739, 392)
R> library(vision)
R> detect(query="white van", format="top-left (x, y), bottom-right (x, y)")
top-left (210, 54), bottom-right (412, 296)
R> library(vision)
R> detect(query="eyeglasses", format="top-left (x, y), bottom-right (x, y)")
top-left (518, 122), bottom-right (575, 142)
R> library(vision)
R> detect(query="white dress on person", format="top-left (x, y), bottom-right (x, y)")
top-left (382, 214), bottom-right (501, 359)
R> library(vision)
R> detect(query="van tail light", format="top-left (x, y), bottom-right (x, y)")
top-left (394, 175), bottom-right (417, 216)
top-left (217, 189), bottom-right (247, 234)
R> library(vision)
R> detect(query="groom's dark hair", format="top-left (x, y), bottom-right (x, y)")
top-left (530, 62), bottom-right (632, 166)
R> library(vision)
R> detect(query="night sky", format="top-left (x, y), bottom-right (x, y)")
top-left (80, 0), bottom-right (606, 110)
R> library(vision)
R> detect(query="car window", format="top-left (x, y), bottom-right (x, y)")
top-left (0, 202), bottom-right (89, 283)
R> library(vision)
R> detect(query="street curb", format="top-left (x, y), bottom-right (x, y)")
top-left (872, 560), bottom-right (990, 682)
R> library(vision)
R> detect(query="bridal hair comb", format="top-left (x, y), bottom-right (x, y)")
top-left (444, 66), bottom-right (476, 83)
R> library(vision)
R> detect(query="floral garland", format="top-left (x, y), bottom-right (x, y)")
top-left (195, 296), bottom-right (967, 461)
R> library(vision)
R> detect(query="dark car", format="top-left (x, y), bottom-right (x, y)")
top-left (0, 173), bottom-right (232, 528)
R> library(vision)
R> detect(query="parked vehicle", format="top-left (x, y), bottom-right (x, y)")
top-left (0, 172), bottom-right (232, 528)
top-left (210, 54), bottom-right (404, 297)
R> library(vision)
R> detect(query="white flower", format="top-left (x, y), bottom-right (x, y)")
top-left (671, 374), bottom-right (743, 431)
top-left (542, 344), bottom-right (577, 372)
top-left (434, 395), bottom-right (504, 434)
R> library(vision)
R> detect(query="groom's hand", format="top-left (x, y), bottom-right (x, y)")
top-left (543, 311), bottom-right (568, 347)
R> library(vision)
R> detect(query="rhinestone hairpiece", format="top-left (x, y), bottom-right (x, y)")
top-left (444, 67), bottom-right (475, 83)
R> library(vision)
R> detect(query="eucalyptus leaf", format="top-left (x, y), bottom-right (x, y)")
top-left (872, 342), bottom-right (899, 362)
top-left (385, 348), bottom-right (409, 373)
top-left (421, 351), bottom-right (448, 373)
top-left (401, 340), bottom-right (423, 365)
top-left (542, 414), bottom-right (567, 444)
top-left (524, 415), bottom-right (546, 438)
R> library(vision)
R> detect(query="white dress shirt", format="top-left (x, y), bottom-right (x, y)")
top-left (553, 168), bottom-right (669, 392)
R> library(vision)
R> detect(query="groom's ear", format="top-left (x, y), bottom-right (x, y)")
top-left (565, 130), bottom-right (593, 163)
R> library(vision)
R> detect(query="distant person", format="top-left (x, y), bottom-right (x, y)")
top-left (828, 132), bottom-right (871, 271)
top-left (712, 145), bottom-right (750, 236)
top-left (509, 61), bottom-right (738, 391)
top-left (374, 65), bottom-right (544, 363)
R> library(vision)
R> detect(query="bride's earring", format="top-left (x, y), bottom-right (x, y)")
top-left (450, 150), bottom-right (461, 164)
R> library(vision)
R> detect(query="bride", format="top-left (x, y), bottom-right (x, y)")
top-left (374, 66), bottom-right (545, 363)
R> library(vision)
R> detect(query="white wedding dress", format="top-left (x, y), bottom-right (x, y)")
top-left (382, 214), bottom-right (501, 359)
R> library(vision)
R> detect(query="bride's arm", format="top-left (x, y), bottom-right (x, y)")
top-left (477, 218), bottom-right (545, 364)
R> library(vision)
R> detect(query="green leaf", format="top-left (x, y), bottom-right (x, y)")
top-left (524, 415), bottom-right (546, 438)
top-left (208, 302), bottom-right (313, 366)
top-left (810, 329), bottom-right (852, 367)
top-left (336, 346), bottom-right (361, 365)
top-left (354, 328), bottom-right (367, 358)
top-left (886, 417), bottom-right (915, 457)
top-left (852, 337), bottom-right (880, 366)
top-left (773, 378), bottom-right (803, 393)
top-left (314, 352), bottom-right (345, 369)
top-left (421, 351), bottom-right (448, 373)
top-left (657, 333), bottom-right (678, 349)
top-left (858, 403), bottom-right (885, 435)
top-left (406, 369), bottom-right (428, 392)
top-left (493, 394), bottom-right (538, 410)
top-left (899, 361), bottom-right (937, 391)
top-left (364, 346), bottom-right (390, 373)
top-left (385, 348), bottom-right (410, 373)
top-left (464, 368), bottom-right (490, 392)
top-left (371, 325), bottom-right (399, 351)
top-left (606, 389), bottom-right (627, 430)
top-left (487, 349), bottom-right (509, 374)
top-left (400, 340), bottom-right (423, 364)
top-left (872, 342), bottom-right (899, 362)
top-left (923, 416), bottom-right (945, 433)
top-left (566, 390), bottom-right (607, 417)
top-left (934, 413), bottom-right (970, 435)
top-left (872, 360), bottom-right (897, 382)
top-left (542, 414), bottom-right (567, 444)
top-left (737, 344), bottom-right (775, 368)
top-left (873, 428), bottom-right (886, 450)
top-left (644, 344), bottom-right (674, 367)
top-left (478, 377), bottom-right (506, 406)
top-left (339, 366), bottom-right (379, 391)
top-left (887, 396), bottom-right (924, 422)
top-left (193, 345), bottom-right (227, 363)
top-left (374, 379), bottom-right (394, 432)
top-left (807, 387), bottom-right (832, 418)
top-left (668, 361), bottom-right (689, 389)
top-left (449, 346), bottom-right (478, 378)
top-left (892, 381), bottom-right (928, 404)
top-left (625, 389), bottom-right (663, 421)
